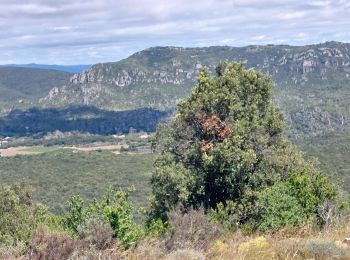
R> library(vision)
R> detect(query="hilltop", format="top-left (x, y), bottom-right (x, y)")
top-left (0, 66), bottom-right (72, 114)
top-left (4, 64), bottom-right (91, 73)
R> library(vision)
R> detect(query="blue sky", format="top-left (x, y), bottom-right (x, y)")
top-left (1, 0), bottom-right (349, 65)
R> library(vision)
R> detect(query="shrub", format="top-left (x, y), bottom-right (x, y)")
top-left (208, 200), bottom-right (239, 232)
top-left (69, 247), bottom-right (122, 260)
top-left (258, 182), bottom-right (308, 232)
top-left (28, 228), bottom-right (86, 260)
top-left (103, 190), bottom-right (145, 249)
top-left (128, 238), bottom-right (166, 260)
top-left (299, 238), bottom-right (348, 259)
top-left (0, 243), bottom-right (26, 259)
top-left (165, 208), bottom-right (222, 251)
top-left (272, 238), bottom-right (300, 259)
top-left (62, 187), bottom-right (144, 249)
top-left (62, 195), bottom-right (86, 235)
top-left (287, 165), bottom-right (337, 222)
top-left (257, 164), bottom-right (338, 232)
top-left (146, 218), bottom-right (170, 237)
top-left (77, 216), bottom-right (114, 250)
top-left (0, 184), bottom-right (59, 246)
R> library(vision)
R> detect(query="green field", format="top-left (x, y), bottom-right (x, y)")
top-left (0, 150), bottom-right (155, 213)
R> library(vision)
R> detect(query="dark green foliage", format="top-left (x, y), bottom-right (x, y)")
top-left (208, 200), bottom-right (239, 232)
top-left (0, 106), bottom-right (168, 137)
top-left (151, 62), bottom-right (337, 232)
top-left (1, 43), bottom-right (350, 196)
top-left (152, 63), bottom-right (298, 220)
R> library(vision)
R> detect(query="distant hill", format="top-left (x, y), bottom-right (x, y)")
top-left (0, 66), bottom-right (71, 113)
top-left (4, 64), bottom-right (91, 73)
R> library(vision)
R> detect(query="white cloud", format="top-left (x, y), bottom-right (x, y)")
top-left (0, 0), bottom-right (348, 64)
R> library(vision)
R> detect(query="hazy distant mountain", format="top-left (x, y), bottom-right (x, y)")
top-left (4, 64), bottom-right (91, 73)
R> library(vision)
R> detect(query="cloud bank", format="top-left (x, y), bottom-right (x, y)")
top-left (1, 0), bottom-right (349, 64)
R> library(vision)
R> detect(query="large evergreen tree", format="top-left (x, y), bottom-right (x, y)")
top-left (150, 62), bottom-right (336, 226)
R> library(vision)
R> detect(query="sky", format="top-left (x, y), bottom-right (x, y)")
top-left (0, 0), bottom-right (349, 65)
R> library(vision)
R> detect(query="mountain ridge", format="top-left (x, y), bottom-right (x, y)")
top-left (39, 41), bottom-right (350, 137)
top-left (3, 64), bottom-right (91, 73)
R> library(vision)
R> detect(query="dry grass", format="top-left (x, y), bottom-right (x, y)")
top-left (0, 243), bottom-right (26, 260)
top-left (3, 216), bottom-right (350, 259)
top-left (128, 220), bottom-right (350, 260)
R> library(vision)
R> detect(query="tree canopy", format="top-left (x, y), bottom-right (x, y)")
top-left (150, 62), bottom-right (337, 229)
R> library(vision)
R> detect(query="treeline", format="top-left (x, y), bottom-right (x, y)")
top-left (0, 106), bottom-right (169, 137)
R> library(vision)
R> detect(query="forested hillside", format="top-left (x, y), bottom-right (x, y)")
top-left (0, 67), bottom-right (71, 114)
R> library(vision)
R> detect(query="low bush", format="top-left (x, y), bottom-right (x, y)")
top-left (28, 228), bottom-right (86, 260)
top-left (62, 187), bottom-right (145, 249)
top-left (0, 184), bottom-right (60, 246)
top-left (257, 182), bottom-right (308, 232)
top-left (0, 243), bottom-right (26, 260)
top-left (299, 238), bottom-right (348, 259)
top-left (77, 216), bottom-right (115, 250)
top-left (165, 208), bottom-right (222, 252)
top-left (257, 165), bottom-right (338, 232)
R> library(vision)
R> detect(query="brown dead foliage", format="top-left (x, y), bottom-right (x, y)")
top-left (196, 112), bottom-right (230, 152)
top-left (28, 228), bottom-right (86, 260)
